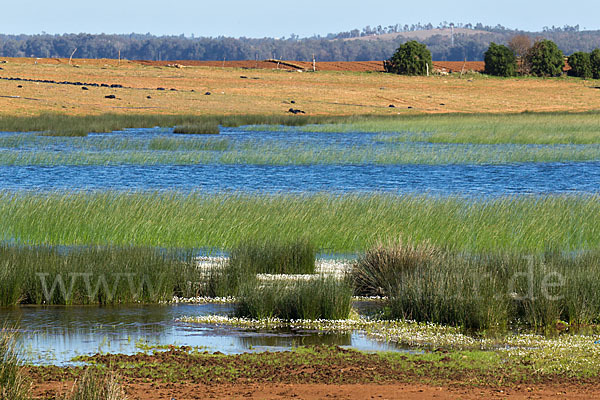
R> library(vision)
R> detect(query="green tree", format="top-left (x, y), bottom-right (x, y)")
top-left (568, 52), bottom-right (592, 78)
top-left (591, 49), bottom-right (600, 79)
top-left (385, 40), bottom-right (432, 76)
top-left (484, 43), bottom-right (517, 77)
top-left (525, 40), bottom-right (565, 77)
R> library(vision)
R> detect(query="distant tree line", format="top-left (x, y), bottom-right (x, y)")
top-left (0, 24), bottom-right (599, 62)
top-left (483, 36), bottom-right (599, 78)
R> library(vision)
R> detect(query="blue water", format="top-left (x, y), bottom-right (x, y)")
top-left (1, 304), bottom-right (401, 365)
top-left (0, 127), bottom-right (598, 196)
top-left (1, 162), bottom-right (598, 195)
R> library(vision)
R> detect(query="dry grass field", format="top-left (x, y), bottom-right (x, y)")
top-left (0, 57), bottom-right (598, 117)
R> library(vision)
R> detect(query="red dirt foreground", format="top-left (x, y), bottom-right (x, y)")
top-left (27, 347), bottom-right (600, 399)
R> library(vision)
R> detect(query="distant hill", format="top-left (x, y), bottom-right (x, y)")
top-left (1, 24), bottom-right (599, 62)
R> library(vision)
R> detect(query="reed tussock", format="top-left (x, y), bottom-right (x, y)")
top-left (173, 123), bottom-right (220, 135)
top-left (235, 276), bottom-right (353, 320)
top-left (197, 239), bottom-right (316, 297)
top-left (0, 244), bottom-right (199, 306)
top-left (59, 369), bottom-right (126, 400)
top-left (0, 328), bottom-right (29, 400)
top-left (229, 238), bottom-right (316, 275)
top-left (351, 239), bottom-right (441, 297)
top-left (353, 241), bottom-right (600, 331)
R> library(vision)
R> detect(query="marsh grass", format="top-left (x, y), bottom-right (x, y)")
top-left (173, 123), bottom-right (220, 135)
top-left (0, 244), bottom-right (199, 306)
top-left (3, 136), bottom-right (600, 166)
top-left (2, 192), bottom-right (599, 253)
top-left (353, 241), bottom-right (600, 331)
top-left (235, 276), bottom-right (353, 320)
top-left (229, 238), bottom-right (316, 275)
top-left (197, 239), bottom-right (316, 297)
top-left (147, 137), bottom-right (230, 151)
top-left (307, 111), bottom-right (600, 145)
top-left (59, 369), bottom-right (126, 400)
top-left (0, 328), bottom-right (29, 400)
top-left (0, 113), bottom-right (346, 137)
top-left (351, 239), bottom-right (441, 297)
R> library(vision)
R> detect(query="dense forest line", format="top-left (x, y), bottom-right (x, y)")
top-left (1, 23), bottom-right (599, 62)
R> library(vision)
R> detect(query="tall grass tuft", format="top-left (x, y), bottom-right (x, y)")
top-left (0, 328), bottom-right (30, 400)
top-left (354, 241), bottom-right (600, 331)
top-left (197, 238), bottom-right (316, 298)
top-left (235, 276), bottom-right (353, 320)
top-left (351, 239), bottom-right (441, 296)
top-left (0, 244), bottom-right (200, 306)
top-left (229, 238), bottom-right (316, 275)
top-left (173, 123), bottom-right (220, 135)
top-left (60, 369), bottom-right (126, 400)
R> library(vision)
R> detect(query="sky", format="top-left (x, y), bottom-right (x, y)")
top-left (2, 0), bottom-right (598, 37)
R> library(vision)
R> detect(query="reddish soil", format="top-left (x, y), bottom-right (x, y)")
top-left (109, 382), bottom-right (600, 399)
top-left (27, 347), bottom-right (600, 400)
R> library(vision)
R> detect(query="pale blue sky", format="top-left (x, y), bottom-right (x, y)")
top-left (3, 0), bottom-right (598, 37)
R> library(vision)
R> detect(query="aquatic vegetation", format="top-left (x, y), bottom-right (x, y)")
top-left (173, 123), bottom-right (220, 135)
top-left (0, 244), bottom-right (200, 306)
top-left (235, 276), bottom-right (353, 320)
top-left (2, 138), bottom-right (600, 165)
top-left (0, 113), bottom-right (344, 137)
top-left (351, 239), bottom-right (441, 297)
top-left (229, 238), bottom-right (316, 275)
top-left (58, 369), bottom-right (126, 400)
top-left (194, 239), bottom-right (317, 298)
top-left (306, 111), bottom-right (600, 145)
top-left (0, 328), bottom-right (29, 400)
top-left (180, 315), bottom-right (600, 377)
top-left (1, 192), bottom-right (599, 253)
top-left (353, 241), bottom-right (600, 331)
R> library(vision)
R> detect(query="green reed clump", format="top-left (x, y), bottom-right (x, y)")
top-left (196, 259), bottom-right (253, 298)
top-left (307, 111), bottom-right (600, 145)
top-left (0, 244), bottom-right (199, 306)
top-left (0, 113), bottom-right (348, 137)
top-left (196, 238), bottom-right (316, 297)
top-left (148, 137), bottom-right (229, 151)
top-left (235, 276), bottom-right (353, 320)
top-left (173, 123), bottom-right (220, 135)
top-left (0, 328), bottom-right (29, 400)
top-left (59, 369), bottom-right (126, 400)
top-left (355, 241), bottom-right (600, 332)
top-left (230, 238), bottom-right (316, 275)
top-left (351, 239), bottom-right (441, 297)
